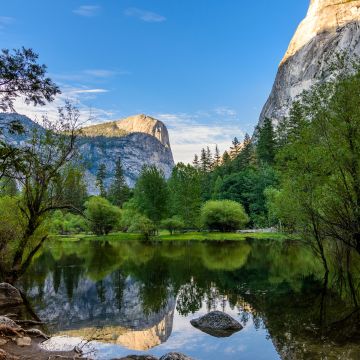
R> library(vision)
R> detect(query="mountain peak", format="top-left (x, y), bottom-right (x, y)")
top-left (81, 114), bottom-right (171, 149)
top-left (281, 0), bottom-right (360, 65)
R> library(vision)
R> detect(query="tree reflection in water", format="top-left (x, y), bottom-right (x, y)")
top-left (16, 239), bottom-right (360, 358)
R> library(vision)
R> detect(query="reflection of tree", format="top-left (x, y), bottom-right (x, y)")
top-left (111, 270), bottom-right (126, 310)
top-left (96, 280), bottom-right (106, 303)
top-left (176, 280), bottom-right (204, 316)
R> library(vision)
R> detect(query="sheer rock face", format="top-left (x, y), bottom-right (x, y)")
top-left (259, 0), bottom-right (360, 126)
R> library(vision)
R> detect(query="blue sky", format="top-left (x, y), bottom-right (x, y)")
top-left (0, 0), bottom-right (309, 163)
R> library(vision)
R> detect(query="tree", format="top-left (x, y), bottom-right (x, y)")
top-left (133, 166), bottom-right (169, 224)
top-left (168, 163), bottom-right (202, 228)
top-left (193, 154), bottom-right (200, 169)
top-left (275, 63), bottom-right (360, 266)
top-left (0, 103), bottom-right (80, 282)
top-left (0, 177), bottom-right (17, 196)
top-left (55, 165), bottom-right (88, 211)
top-left (160, 216), bottom-right (185, 235)
top-left (201, 200), bottom-right (249, 232)
top-left (222, 151), bottom-right (231, 165)
top-left (0, 47), bottom-right (60, 179)
top-left (233, 133), bottom-right (255, 171)
top-left (128, 214), bottom-right (156, 240)
top-left (214, 145), bottom-right (221, 167)
top-left (256, 118), bottom-right (276, 164)
top-left (96, 163), bottom-right (107, 198)
top-left (85, 196), bottom-right (121, 235)
top-left (108, 158), bottom-right (130, 207)
top-left (230, 137), bottom-right (241, 158)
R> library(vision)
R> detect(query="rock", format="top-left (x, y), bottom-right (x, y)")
top-left (15, 336), bottom-right (31, 346)
top-left (26, 328), bottom-right (49, 340)
top-left (259, 0), bottom-right (360, 127)
top-left (113, 356), bottom-right (158, 360)
top-left (0, 338), bottom-right (8, 345)
top-left (0, 284), bottom-right (23, 308)
top-left (160, 353), bottom-right (194, 360)
top-left (0, 316), bottom-right (21, 330)
top-left (190, 311), bottom-right (243, 338)
top-left (0, 349), bottom-right (19, 360)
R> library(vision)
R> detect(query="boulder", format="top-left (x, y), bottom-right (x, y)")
top-left (0, 316), bottom-right (21, 330)
top-left (16, 336), bottom-right (31, 346)
top-left (26, 328), bottom-right (49, 340)
top-left (160, 353), bottom-right (194, 360)
top-left (0, 284), bottom-right (23, 308)
top-left (190, 311), bottom-right (243, 337)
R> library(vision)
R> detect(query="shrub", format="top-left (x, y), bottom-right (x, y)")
top-left (128, 214), bottom-right (156, 240)
top-left (201, 200), bottom-right (249, 232)
top-left (160, 216), bottom-right (185, 235)
top-left (50, 210), bottom-right (88, 235)
top-left (84, 197), bottom-right (121, 235)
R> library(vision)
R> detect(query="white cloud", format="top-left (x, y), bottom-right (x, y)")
top-left (124, 8), bottom-right (166, 23)
top-left (72, 88), bottom-right (108, 94)
top-left (0, 16), bottom-right (14, 29)
top-left (52, 69), bottom-right (130, 82)
top-left (12, 86), bottom-right (115, 127)
top-left (214, 106), bottom-right (238, 117)
top-left (73, 5), bottom-right (100, 17)
top-left (156, 112), bottom-right (245, 164)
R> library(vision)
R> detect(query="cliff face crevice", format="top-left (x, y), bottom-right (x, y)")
top-left (259, 0), bottom-right (360, 126)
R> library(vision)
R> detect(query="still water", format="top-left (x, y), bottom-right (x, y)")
top-left (18, 239), bottom-right (360, 359)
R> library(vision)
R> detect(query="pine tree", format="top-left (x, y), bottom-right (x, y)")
top-left (96, 163), bottom-right (107, 198)
top-left (222, 151), bottom-right (231, 164)
top-left (193, 154), bottom-right (200, 169)
top-left (233, 133), bottom-right (255, 171)
top-left (230, 137), bottom-right (241, 158)
top-left (206, 146), bottom-right (213, 171)
top-left (256, 118), bottom-right (276, 164)
top-left (214, 145), bottom-right (221, 167)
top-left (200, 148), bottom-right (208, 172)
top-left (108, 158), bottom-right (130, 207)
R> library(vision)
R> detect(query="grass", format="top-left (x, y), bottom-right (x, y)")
top-left (53, 231), bottom-right (290, 242)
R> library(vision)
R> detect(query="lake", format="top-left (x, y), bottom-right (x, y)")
top-left (17, 239), bottom-right (360, 359)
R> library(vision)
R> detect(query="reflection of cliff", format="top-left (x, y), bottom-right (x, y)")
top-left (57, 309), bottom-right (174, 350)
top-left (25, 273), bottom-right (176, 341)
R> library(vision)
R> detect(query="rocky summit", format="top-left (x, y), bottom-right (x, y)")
top-left (0, 113), bottom-right (174, 190)
top-left (259, 0), bottom-right (360, 126)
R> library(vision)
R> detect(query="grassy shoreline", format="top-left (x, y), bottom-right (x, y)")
top-left (53, 231), bottom-right (290, 242)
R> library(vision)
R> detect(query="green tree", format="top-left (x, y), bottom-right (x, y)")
top-left (96, 163), bottom-right (107, 198)
top-left (230, 137), bottom-right (241, 158)
top-left (201, 200), bottom-right (249, 232)
top-left (108, 158), bottom-right (130, 207)
top-left (0, 177), bottom-right (18, 196)
top-left (133, 166), bottom-right (169, 224)
top-left (256, 118), bottom-right (276, 164)
top-left (160, 216), bottom-right (185, 235)
top-left (85, 196), bottom-right (121, 235)
top-left (168, 163), bottom-right (202, 228)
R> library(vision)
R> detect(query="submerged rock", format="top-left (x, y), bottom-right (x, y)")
top-left (0, 283), bottom-right (23, 308)
top-left (15, 337), bottom-right (31, 347)
top-left (190, 311), bottom-right (243, 337)
top-left (160, 353), bottom-right (194, 360)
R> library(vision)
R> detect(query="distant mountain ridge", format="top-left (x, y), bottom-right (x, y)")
top-left (0, 112), bottom-right (175, 190)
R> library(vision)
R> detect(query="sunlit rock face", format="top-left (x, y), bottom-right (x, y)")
top-left (259, 0), bottom-right (360, 126)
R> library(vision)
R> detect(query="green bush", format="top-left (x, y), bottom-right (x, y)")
top-left (50, 210), bottom-right (88, 235)
top-left (160, 216), bottom-right (185, 235)
top-left (201, 200), bottom-right (249, 232)
top-left (128, 214), bottom-right (156, 240)
top-left (84, 197), bottom-right (121, 235)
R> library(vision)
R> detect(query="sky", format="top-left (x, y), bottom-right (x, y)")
top-left (0, 0), bottom-right (309, 163)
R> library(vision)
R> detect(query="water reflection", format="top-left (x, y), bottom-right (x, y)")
top-left (18, 239), bottom-right (360, 359)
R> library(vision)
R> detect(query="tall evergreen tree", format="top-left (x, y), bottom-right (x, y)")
top-left (200, 148), bottom-right (208, 172)
top-left (256, 118), bottom-right (276, 164)
top-left (230, 137), bottom-right (241, 158)
top-left (206, 146), bottom-right (213, 170)
top-left (108, 158), bottom-right (130, 207)
top-left (193, 154), bottom-right (200, 169)
top-left (214, 145), bottom-right (221, 167)
top-left (96, 163), bottom-right (107, 198)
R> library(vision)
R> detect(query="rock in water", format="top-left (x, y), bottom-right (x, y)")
top-left (190, 311), bottom-right (243, 338)
top-left (0, 283), bottom-right (23, 308)
top-left (0, 316), bottom-right (21, 330)
top-left (259, 0), bottom-right (360, 127)
top-left (15, 337), bottom-right (31, 346)
top-left (159, 353), bottom-right (195, 360)
top-left (113, 356), bottom-right (158, 360)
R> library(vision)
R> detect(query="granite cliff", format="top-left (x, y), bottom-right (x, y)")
top-left (259, 0), bottom-right (360, 126)
top-left (0, 113), bottom-right (175, 190)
